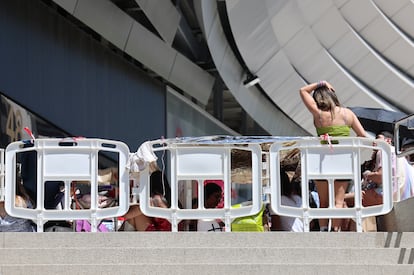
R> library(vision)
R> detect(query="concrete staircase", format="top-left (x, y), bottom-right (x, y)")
top-left (1, 232), bottom-right (414, 274)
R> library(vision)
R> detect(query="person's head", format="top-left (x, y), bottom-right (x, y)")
top-left (204, 182), bottom-right (222, 209)
top-left (376, 131), bottom-right (393, 145)
top-left (313, 86), bottom-right (340, 117)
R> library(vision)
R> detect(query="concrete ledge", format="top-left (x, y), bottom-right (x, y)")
top-left (1, 263), bottom-right (414, 275)
top-left (0, 247), bottom-right (410, 265)
top-left (0, 232), bottom-right (395, 249)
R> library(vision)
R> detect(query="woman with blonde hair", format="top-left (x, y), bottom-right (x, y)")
top-left (300, 80), bottom-right (366, 231)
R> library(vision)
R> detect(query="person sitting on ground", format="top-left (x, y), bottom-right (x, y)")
top-left (299, 80), bottom-right (366, 232)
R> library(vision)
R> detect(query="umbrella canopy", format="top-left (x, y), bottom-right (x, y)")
top-left (348, 106), bottom-right (409, 136)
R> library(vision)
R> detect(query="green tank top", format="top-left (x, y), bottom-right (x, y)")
top-left (316, 125), bottom-right (351, 137)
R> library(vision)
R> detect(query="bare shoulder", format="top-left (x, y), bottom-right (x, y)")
top-left (343, 107), bottom-right (356, 118)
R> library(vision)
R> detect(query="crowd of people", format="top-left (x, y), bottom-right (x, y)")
top-left (1, 80), bottom-right (414, 233)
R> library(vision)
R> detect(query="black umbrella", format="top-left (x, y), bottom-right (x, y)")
top-left (348, 106), bottom-right (409, 135)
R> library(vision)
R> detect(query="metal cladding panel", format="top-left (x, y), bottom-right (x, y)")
top-left (332, 0), bottom-right (351, 8)
top-left (292, 49), bottom-right (339, 81)
top-left (283, 28), bottom-right (323, 70)
top-left (330, 31), bottom-right (370, 68)
top-left (125, 22), bottom-right (176, 80)
top-left (52, 0), bottom-right (77, 14)
top-left (297, 0), bottom-right (334, 26)
top-left (351, 54), bottom-right (391, 85)
top-left (375, 73), bottom-right (414, 104)
top-left (226, 0), bottom-right (280, 73)
top-left (53, 0), bottom-right (214, 107)
top-left (360, 17), bottom-right (400, 52)
top-left (169, 53), bottom-right (215, 106)
top-left (269, 1), bottom-right (305, 47)
top-left (340, 0), bottom-right (379, 31)
top-left (126, 19), bottom-right (214, 106)
top-left (373, 0), bottom-right (409, 16)
top-left (204, 18), bottom-right (228, 75)
top-left (391, 3), bottom-right (414, 38)
top-left (384, 39), bottom-right (414, 73)
top-left (258, 51), bottom-right (294, 93)
top-left (311, 7), bottom-right (351, 49)
top-left (196, 0), bottom-right (309, 136)
top-left (73, 0), bottom-right (134, 50)
top-left (135, 0), bottom-right (181, 46)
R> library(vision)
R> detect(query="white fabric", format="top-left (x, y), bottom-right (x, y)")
top-left (126, 141), bottom-right (157, 177)
top-left (394, 157), bottom-right (414, 201)
top-left (310, 191), bottom-right (320, 208)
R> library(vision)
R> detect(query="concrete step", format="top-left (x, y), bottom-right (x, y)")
top-left (3, 232), bottom-right (414, 249)
top-left (1, 264), bottom-right (414, 275)
top-left (1, 232), bottom-right (414, 275)
top-left (0, 247), bottom-right (412, 265)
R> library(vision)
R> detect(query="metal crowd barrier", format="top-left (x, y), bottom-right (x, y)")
top-left (5, 138), bottom-right (130, 232)
top-left (0, 149), bottom-right (4, 202)
top-left (269, 137), bottom-right (393, 232)
top-left (138, 137), bottom-right (263, 232)
top-left (3, 136), bottom-right (396, 232)
top-left (394, 114), bottom-right (414, 158)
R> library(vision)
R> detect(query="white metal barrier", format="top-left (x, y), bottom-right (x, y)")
top-left (5, 138), bottom-right (130, 232)
top-left (394, 114), bottom-right (414, 158)
top-left (0, 149), bottom-right (4, 202)
top-left (3, 136), bottom-right (397, 233)
top-left (138, 137), bottom-right (264, 232)
top-left (270, 137), bottom-right (393, 232)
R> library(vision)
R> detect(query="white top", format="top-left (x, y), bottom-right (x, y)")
top-left (277, 194), bottom-right (304, 232)
top-left (197, 219), bottom-right (223, 232)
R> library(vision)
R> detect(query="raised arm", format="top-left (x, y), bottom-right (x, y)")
top-left (299, 81), bottom-right (334, 116)
top-left (299, 82), bottom-right (319, 116)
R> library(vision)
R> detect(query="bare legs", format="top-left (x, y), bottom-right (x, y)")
top-left (315, 180), bottom-right (349, 231)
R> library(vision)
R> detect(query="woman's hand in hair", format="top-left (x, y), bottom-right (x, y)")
top-left (325, 81), bottom-right (335, 93)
